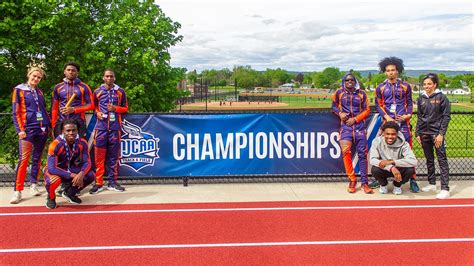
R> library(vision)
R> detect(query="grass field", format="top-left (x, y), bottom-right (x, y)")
top-left (410, 114), bottom-right (474, 158)
top-left (181, 92), bottom-right (474, 111)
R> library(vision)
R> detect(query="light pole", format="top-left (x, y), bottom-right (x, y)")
top-left (205, 80), bottom-right (208, 111)
top-left (200, 76), bottom-right (203, 102)
top-left (234, 78), bottom-right (237, 102)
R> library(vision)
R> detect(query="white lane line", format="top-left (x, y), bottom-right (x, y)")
top-left (1, 238), bottom-right (473, 253)
top-left (1, 204), bottom-right (474, 216)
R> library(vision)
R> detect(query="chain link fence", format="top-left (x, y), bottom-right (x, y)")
top-left (1, 111), bottom-right (473, 187)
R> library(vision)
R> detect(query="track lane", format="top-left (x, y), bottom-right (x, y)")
top-left (1, 200), bottom-right (473, 250)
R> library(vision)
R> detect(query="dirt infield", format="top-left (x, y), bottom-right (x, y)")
top-left (180, 101), bottom-right (289, 110)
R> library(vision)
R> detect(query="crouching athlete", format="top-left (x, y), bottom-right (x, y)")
top-left (44, 119), bottom-right (94, 209)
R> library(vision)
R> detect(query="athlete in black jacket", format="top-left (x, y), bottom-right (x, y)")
top-left (415, 73), bottom-right (451, 199)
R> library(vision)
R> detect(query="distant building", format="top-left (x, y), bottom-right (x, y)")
top-left (441, 88), bottom-right (470, 95)
top-left (189, 83), bottom-right (208, 95)
top-left (451, 88), bottom-right (471, 95)
top-left (177, 80), bottom-right (187, 90)
top-left (279, 83), bottom-right (294, 89)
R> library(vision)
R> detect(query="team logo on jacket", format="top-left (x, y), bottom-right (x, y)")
top-left (120, 120), bottom-right (160, 171)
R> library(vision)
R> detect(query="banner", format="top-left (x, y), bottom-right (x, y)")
top-left (85, 113), bottom-right (380, 177)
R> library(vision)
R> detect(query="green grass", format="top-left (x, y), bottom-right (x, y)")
top-left (410, 114), bottom-right (474, 157)
top-left (278, 96), bottom-right (332, 108)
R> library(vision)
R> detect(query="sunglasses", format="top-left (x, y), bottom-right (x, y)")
top-left (345, 79), bottom-right (355, 82)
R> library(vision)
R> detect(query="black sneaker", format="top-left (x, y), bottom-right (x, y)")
top-left (56, 187), bottom-right (65, 197)
top-left (46, 198), bottom-right (57, 209)
top-left (107, 183), bottom-right (125, 192)
top-left (369, 180), bottom-right (380, 189)
top-left (410, 179), bottom-right (420, 193)
top-left (62, 192), bottom-right (82, 204)
top-left (89, 184), bottom-right (104, 194)
top-left (56, 183), bottom-right (70, 197)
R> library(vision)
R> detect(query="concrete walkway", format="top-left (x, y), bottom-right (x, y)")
top-left (1, 180), bottom-right (473, 208)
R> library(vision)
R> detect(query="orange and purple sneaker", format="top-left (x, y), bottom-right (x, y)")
top-left (347, 181), bottom-right (357, 193)
top-left (361, 183), bottom-right (374, 194)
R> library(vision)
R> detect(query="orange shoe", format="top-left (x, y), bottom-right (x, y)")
top-left (361, 183), bottom-right (374, 194)
top-left (347, 181), bottom-right (357, 193)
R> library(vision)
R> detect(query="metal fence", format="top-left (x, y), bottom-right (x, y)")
top-left (1, 111), bottom-right (473, 186)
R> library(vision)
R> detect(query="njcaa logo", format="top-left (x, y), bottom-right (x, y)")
top-left (120, 120), bottom-right (160, 171)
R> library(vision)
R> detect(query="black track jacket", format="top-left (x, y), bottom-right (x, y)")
top-left (415, 89), bottom-right (451, 137)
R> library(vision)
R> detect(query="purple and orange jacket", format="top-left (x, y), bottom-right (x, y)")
top-left (332, 76), bottom-right (370, 132)
top-left (375, 79), bottom-right (413, 120)
top-left (45, 136), bottom-right (91, 179)
top-left (12, 84), bottom-right (51, 133)
top-left (93, 84), bottom-right (128, 131)
top-left (51, 78), bottom-right (94, 128)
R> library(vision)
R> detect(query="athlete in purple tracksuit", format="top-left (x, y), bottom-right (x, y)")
top-left (89, 69), bottom-right (128, 194)
top-left (332, 73), bottom-right (373, 194)
top-left (373, 57), bottom-right (419, 192)
top-left (51, 62), bottom-right (94, 138)
top-left (44, 119), bottom-right (94, 209)
top-left (10, 67), bottom-right (51, 204)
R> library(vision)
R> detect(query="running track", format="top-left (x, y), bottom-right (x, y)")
top-left (1, 199), bottom-right (473, 265)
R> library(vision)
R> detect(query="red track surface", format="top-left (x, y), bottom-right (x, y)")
top-left (1, 199), bottom-right (473, 265)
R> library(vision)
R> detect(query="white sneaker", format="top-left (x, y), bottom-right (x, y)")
top-left (393, 186), bottom-right (402, 195)
top-left (421, 184), bottom-right (436, 192)
top-left (436, 190), bottom-right (450, 199)
top-left (10, 191), bottom-right (22, 204)
top-left (379, 186), bottom-right (388, 194)
top-left (30, 184), bottom-right (41, 196)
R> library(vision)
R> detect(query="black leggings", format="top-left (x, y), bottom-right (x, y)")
top-left (420, 134), bottom-right (449, 191)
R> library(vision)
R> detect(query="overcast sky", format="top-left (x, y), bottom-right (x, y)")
top-left (158, 0), bottom-right (473, 72)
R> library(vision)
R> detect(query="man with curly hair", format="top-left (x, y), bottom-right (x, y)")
top-left (370, 57), bottom-right (420, 193)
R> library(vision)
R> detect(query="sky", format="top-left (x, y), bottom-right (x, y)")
top-left (158, 0), bottom-right (473, 72)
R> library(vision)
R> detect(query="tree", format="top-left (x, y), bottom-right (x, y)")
top-left (313, 67), bottom-right (343, 90)
top-left (201, 69), bottom-right (218, 85)
top-left (437, 73), bottom-right (448, 88)
top-left (294, 73), bottom-right (304, 84)
top-left (370, 73), bottom-right (387, 88)
top-left (303, 73), bottom-right (313, 86)
top-left (216, 68), bottom-right (232, 86)
top-left (187, 70), bottom-right (198, 84)
top-left (0, 0), bottom-right (184, 113)
top-left (231, 65), bottom-right (258, 89)
top-left (447, 75), bottom-right (465, 89)
top-left (263, 68), bottom-right (291, 87)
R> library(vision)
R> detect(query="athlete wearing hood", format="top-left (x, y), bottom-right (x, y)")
top-left (332, 73), bottom-right (373, 194)
top-left (416, 73), bottom-right (451, 199)
top-left (369, 121), bottom-right (417, 195)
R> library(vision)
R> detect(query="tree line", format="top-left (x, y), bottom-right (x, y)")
top-left (187, 66), bottom-right (474, 92)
